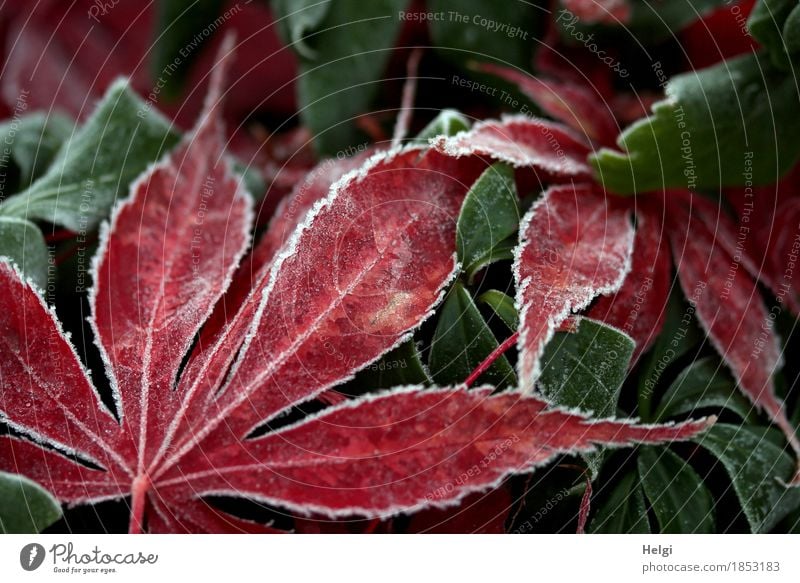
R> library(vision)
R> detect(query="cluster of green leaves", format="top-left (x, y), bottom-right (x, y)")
top-left (428, 163), bottom-right (519, 387)
top-left (273, 0), bottom-right (409, 155)
top-left (590, 288), bottom-right (800, 533)
top-left (749, 0), bottom-right (800, 67)
top-left (432, 174), bottom-right (800, 534)
top-left (271, 0), bottom-right (546, 155)
top-left (0, 82), bottom-right (177, 287)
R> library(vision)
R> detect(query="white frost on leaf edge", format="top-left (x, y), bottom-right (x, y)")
top-left (0, 259), bottom-right (131, 476)
top-left (186, 384), bottom-right (713, 520)
top-left (512, 185), bottom-right (635, 394)
top-left (430, 113), bottom-right (593, 176)
top-left (155, 144), bottom-right (463, 473)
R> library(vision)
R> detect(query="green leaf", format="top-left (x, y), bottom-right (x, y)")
top-left (151, 0), bottom-right (226, 99)
top-left (656, 356), bottom-right (753, 421)
top-left (637, 288), bottom-right (702, 421)
top-left (276, 0), bottom-right (409, 155)
top-left (429, 280), bottom-right (516, 387)
top-left (429, 0), bottom-right (544, 70)
top-left (0, 80), bottom-right (180, 231)
top-left (557, 0), bottom-right (728, 43)
top-left (0, 217), bottom-right (50, 289)
top-left (477, 289), bottom-right (518, 331)
top-left (456, 163), bottom-right (519, 281)
top-left (592, 52), bottom-right (800, 194)
top-left (0, 471), bottom-right (62, 534)
top-left (748, 0), bottom-right (798, 67)
top-left (695, 424), bottom-right (800, 532)
top-left (413, 109), bottom-right (471, 143)
top-left (273, 0), bottom-right (333, 59)
top-left (348, 339), bottom-right (431, 390)
top-left (538, 317), bottom-right (633, 479)
top-left (0, 113), bottom-right (73, 194)
top-left (637, 446), bottom-right (715, 533)
top-left (539, 317), bottom-right (634, 417)
top-left (784, 3), bottom-right (800, 54)
top-left (589, 471), bottom-right (650, 533)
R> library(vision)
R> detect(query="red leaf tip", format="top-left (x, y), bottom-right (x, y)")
top-left (200, 31), bottom-right (237, 128)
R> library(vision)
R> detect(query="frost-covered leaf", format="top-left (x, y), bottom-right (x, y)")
top-left (0, 38), bottom-right (716, 533)
top-left (0, 217), bottom-right (49, 290)
top-left (695, 424), bottom-right (800, 532)
top-left (589, 470), bottom-right (650, 533)
top-left (90, 37), bottom-right (253, 471)
top-left (197, 146), bottom-right (375, 348)
top-left (173, 147), bottom-right (486, 444)
top-left (250, 148), bottom-right (376, 277)
top-left (429, 281), bottom-right (516, 388)
top-left (0, 261), bottom-right (125, 488)
top-left (592, 52), bottom-right (800, 194)
top-left (539, 316), bottom-right (633, 477)
top-left (515, 183), bottom-right (634, 390)
top-left (433, 115), bottom-right (593, 179)
top-left (478, 289), bottom-right (519, 331)
top-left (669, 196), bottom-right (800, 476)
top-left (169, 386), bottom-right (713, 517)
top-left (657, 357), bottom-right (753, 421)
top-left (0, 471), bottom-right (62, 534)
top-left (0, 113), bottom-right (72, 193)
top-left (414, 109), bottom-right (471, 143)
top-left (456, 163), bottom-right (520, 280)
top-left (539, 317), bottom-right (634, 417)
top-left (588, 203), bottom-right (672, 365)
top-left (637, 446), bottom-right (715, 533)
top-left (747, 196), bottom-right (800, 315)
top-left (477, 63), bottom-right (618, 146)
top-left (0, 81), bottom-right (180, 231)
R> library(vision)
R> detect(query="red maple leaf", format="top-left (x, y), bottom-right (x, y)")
top-left (0, 39), bottom-right (714, 533)
top-left (451, 68), bottom-right (800, 482)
